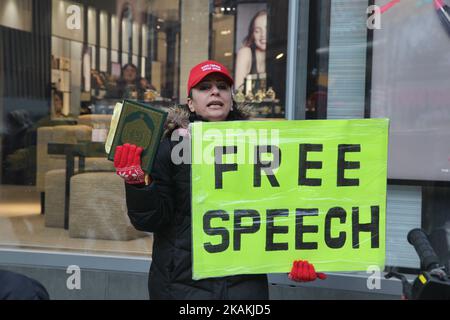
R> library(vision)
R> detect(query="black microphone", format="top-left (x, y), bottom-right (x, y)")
top-left (434, 0), bottom-right (450, 36)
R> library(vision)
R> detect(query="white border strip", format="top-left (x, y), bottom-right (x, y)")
top-left (0, 248), bottom-right (151, 273)
top-left (285, 0), bottom-right (300, 120)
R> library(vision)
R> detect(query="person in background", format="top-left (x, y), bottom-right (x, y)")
top-left (106, 63), bottom-right (145, 99)
top-left (235, 9), bottom-right (267, 92)
top-left (52, 90), bottom-right (76, 120)
top-left (52, 90), bottom-right (65, 118)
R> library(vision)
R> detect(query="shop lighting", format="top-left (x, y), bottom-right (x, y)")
top-left (220, 30), bottom-right (231, 35)
top-left (276, 53), bottom-right (284, 60)
top-left (224, 52), bottom-right (232, 57)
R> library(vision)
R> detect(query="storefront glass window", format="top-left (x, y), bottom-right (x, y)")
top-left (0, 0), bottom-right (184, 258)
top-left (296, 0), bottom-right (450, 273)
top-left (0, 0), bottom-right (289, 260)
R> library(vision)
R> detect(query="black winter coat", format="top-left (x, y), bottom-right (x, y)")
top-left (125, 105), bottom-right (269, 300)
top-left (0, 270), bottom-right (49, 300)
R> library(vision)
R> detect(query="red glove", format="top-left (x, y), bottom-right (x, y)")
top-left (288, 260), bottom-right (327, 282)
top-left (114, 143), bottom-right (147, 185)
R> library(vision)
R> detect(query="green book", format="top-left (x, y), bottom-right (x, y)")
top-left (105, 99), bottom-right (168, 174)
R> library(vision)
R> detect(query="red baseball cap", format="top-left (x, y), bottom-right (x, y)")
top-left (187, 60), bottom-right (234, 97)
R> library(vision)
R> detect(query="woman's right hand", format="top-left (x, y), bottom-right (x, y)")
top-left (114, 143), bottom-right (146, 185)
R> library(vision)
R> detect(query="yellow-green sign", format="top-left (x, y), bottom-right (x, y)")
top-left (191, 119), bottom-right (389, 280)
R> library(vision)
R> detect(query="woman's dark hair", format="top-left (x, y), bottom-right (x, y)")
top-left (243, 10), bottom-right (267, 47)
top-left (122, 63), bottom-right (138, 75)
top-left (117, 63), bottom-right (139, 89)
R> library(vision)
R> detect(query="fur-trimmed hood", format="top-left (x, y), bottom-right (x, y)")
top-left (163, 103), bottom-right (253, 137)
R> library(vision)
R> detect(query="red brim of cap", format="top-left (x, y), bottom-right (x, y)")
top-left (188, 71), bottom-right (234, 96)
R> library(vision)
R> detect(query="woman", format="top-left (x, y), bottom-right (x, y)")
top-left (235, 10), bottom-right (267, 91)
top-left (52, 91), bottom-right (64, 118)
top-left (107, 63), bottom-right (144, 99)
top-left (114, 60), bottom-right (322, 299)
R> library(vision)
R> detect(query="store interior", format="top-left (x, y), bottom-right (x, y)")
top-left (0, 185), bottom-right (152, 256)
top-left (0, 0), bottom-right (289, 256)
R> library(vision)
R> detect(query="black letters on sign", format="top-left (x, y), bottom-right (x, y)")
top-left (215, 146), bottom-right (238, 189)
top-left (266, 209), bottom-right (289, 251)
top-left (203, 210), bottom-right (230, 253)
top-left (352, 206), bottom-right (380, 249)
top-left (337, 144), bottom-right (361, 187)
top-left (324, 207), bottom-right (347, 249)
top-left (295, 208), bottom-right (319, 250)
top-left (298, 144), bottom-right (323, 186)
top-left (254, 145), bottom-right (281, 187)
top-left (234, 210), bottom-right (261, 251)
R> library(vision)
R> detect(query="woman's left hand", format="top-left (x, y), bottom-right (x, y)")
top-left (288, 260), bottom-right (327, 282)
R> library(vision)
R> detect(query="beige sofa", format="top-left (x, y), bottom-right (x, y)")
top-left (39, 114), bottom-right (148, 240)
top-left (36, 115), bottom-right (115, 194)
top-left (37, 115), bottom-right (115, 223)
top-left (77, 114), bottom-right (112, 128)
top-left (69, 172), bottom-right (147, 240)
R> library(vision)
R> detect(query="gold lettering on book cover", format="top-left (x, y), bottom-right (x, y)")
top-left (122, 117), bottom-right (152, 149)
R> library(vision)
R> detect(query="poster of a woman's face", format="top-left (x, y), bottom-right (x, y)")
top-left (234, 3), bottom-right (268, 92)
top-left (247, 10), bottom-right (267, 51)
